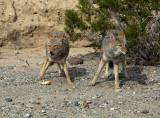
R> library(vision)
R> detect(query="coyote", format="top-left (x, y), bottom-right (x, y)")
top-left (36, 32), bottom-right (73, 85)
top-left (89, 30), bottom-right (129, 91)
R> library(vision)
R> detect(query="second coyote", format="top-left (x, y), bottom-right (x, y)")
top-left (90, 30), bottom-right (129, 91)
top-left (36, 32), bottom-right (72, 85)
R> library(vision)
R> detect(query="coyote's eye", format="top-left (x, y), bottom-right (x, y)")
top-left (53, 45), bottom-right (57, 48)
top-left (118, 44), bottom-right (122, 47)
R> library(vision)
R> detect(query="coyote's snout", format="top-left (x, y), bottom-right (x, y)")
top-left (90, 30), bottom-right (129, 91)
top-left (36, 32), bottom-right (73, 85)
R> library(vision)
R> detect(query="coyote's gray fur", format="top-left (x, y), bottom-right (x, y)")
top-left (90, 29), bottom-right (129, 91)
top-left (36, 32), bottom-right (72, 85)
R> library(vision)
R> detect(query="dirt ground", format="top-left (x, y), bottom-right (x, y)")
top-left (0, 47), bottom-right (160, 118)
top-left (0, 47), bottom-right (95, 67)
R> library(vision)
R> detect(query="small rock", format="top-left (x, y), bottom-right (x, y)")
top-left (74, 101), bottom-right (80, 106)
top-left (25, 113), bottom-right (32, 118)
top-left (64, 89), bottom-right (68, 92)
top-left (20, 103), bottom-right (25, 107)
top-left (96, 93), bottom-right (103, 98)
top-left (94, 102), bottom-right (98, 105)
top-left (14, 51), bottom-right (19, 55)
top-left (141, 110), bottom-right (149, 114)
top-left (63, 101), bottom-right (68, 105)
top-left (86, 99), bottom-right (92, 104)
top-left (68, 57), bottom-right (83, 65)
top-left (99, 103), bottom-right (108, 108)
top-left (63, 105), bottom-right (69, 108)
top-left (83, 104), bottom-right (89, 108)
top-left (110, 108), bottom-right (115, 111)
top-left (80, 96), bottom-right (85, 100)
top-left (22, 77), bottom-right (27, 81)
top-left (41, 109), bottom-right (46, 113)
top-left (92, 97), bottom-right (97, 100)
top-left (5, 98), bottom-right (13, 102)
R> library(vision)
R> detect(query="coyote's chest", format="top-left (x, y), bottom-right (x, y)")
top-left (48, 56), bottom-right (65, 64)
top-left (102, 52), bottom-right (124, 63)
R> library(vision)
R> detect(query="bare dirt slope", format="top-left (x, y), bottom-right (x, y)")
top-left (0, 0), bottom-right (85, 49)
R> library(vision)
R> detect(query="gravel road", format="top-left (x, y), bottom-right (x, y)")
top-left (0, 51), bottom-right (160, 118)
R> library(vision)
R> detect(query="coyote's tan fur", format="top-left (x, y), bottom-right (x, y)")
top-left (36, 32), bottom-right (72, 85)
top-left (90, 29), bottom-right (129, 91)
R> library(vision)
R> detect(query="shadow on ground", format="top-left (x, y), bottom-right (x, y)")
top-left (93, 66), bottom-right (148, 88)
top-left (119, 66), bottom-right (148, 87)
top-left (46, 67), bottom-right (86, 82)
top-left (68, 67), bottom-right (86, 79)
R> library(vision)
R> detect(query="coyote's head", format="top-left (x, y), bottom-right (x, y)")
top-left (109, 31), bottom-right (127, 56)
top-left (46, 33), bottom-right (64, 56)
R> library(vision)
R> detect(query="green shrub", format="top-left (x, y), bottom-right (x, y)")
top-left (64, 0), bottom-right (160, 62)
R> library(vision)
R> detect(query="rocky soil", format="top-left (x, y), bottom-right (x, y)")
top-left (0, 48), bottom-right (160, 118)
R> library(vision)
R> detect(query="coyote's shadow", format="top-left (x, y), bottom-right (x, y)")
top-left (119, 66), bottom-right (148, 87)
top-left (57, 67), bottom-right (86, 82)
top-left (92, 65), bottom-right (148, 88)
top-left (102, 66), bottom-right (148, 88)
top-left (68, 67), bottom-right (86, 78)
top-left (45, 66), bottom-right (86, 81)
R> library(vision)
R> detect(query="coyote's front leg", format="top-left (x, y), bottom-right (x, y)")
top-left (62, 63), bottom-right (73, 85)
top-left (90, 59), bottom-right (106, 86)
top-left (36, 60), bottom-right (53, 81)
top-left (114, 63), bottom-right (122, 92)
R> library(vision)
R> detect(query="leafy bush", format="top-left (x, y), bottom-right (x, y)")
top-left (65, 0), bottom-right (160, 63)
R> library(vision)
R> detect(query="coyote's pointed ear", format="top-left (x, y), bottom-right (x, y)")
top-left (116, 31), bottom-right (126, 44)
top-left (48, 34), bottom-right (53, 39)
top-left (118, 30), bottom-right (124, 37)
top-left (110, 33), bottom-right (116, 40)
top-left (58, 33), bottom-right (64, 39)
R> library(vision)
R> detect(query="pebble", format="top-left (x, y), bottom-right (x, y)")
top-left (5, 98), bottom-right (13, 102)
top-left (99, 103), bottom-right (108, 108)
top-left (80, 96), bottom-right (85, 100)
top-left (41, 109), bottom-right (46, 113)
top-left (25, 113), bottom-right (32, 118)
top-left (110, 108), bottom-right (115, 111)
top-left (86, 99), bottom-right (92, 104)
top-left (96, 93), bottom-right (103, 98)
top-left (83, 104), bottom-right (89, 108)
top-left (63, 101), bottom-right (68, 105)
top-left (141, 110), bottom-right (149, 114)
top-left (14, 51), bottom-right (19, 55)
top-left (74, 101), bottom-right (80, 106)
top-left (92, 96), bottom-right (97, 100)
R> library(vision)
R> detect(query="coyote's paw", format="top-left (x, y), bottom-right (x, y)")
top-left (59, 72), bottom-right (63, 76)
top-left (36, 77), bottom-right (42, 81)
top-left (115, 88), bottom-right (122, 92)
top-left (68, 82), bottom-right (73, 86)
top-left (104, 75), bottom-right (109, 79)
top-left (89, 81), bottom-right (96, 86)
